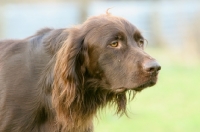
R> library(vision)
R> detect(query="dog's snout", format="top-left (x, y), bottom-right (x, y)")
top-left (143, 60), bottom-right (161, 73)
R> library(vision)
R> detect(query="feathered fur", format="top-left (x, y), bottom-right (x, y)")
top-left (0, 14), bottom-right (160, 132)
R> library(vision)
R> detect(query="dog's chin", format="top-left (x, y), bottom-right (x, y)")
top-left (135, 75), bottom-right (159, 91)
top-left (133, 81), bottom-right (156, 92)
top-left (115, 78), bottom-right (158, 93)
top-left (114, 83), bottom-right (154, 94)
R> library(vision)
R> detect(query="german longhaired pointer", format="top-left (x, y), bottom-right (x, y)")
top-left (0, 13), bottom-right (161, 132)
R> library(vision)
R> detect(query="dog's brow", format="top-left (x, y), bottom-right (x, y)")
top-left (134, 30), bottom-right (141, 35)
top-left (134, 30), bottom-right (143, 38)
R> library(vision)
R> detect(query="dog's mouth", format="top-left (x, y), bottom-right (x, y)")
top-left (133, 74), bottom-right (158, 92)
top-left (115, 82), bottom-right (155, 93)
top-left (115, 75), bottom-right (158, 93)
top-left (133, 80), bottom-right (157, 92)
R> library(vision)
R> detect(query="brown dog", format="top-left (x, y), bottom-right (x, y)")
top-left (0, 14), bottom-right (161, 132)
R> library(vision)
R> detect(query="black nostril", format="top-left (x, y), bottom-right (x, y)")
top-left (143, 60), bottom-right (161, 73)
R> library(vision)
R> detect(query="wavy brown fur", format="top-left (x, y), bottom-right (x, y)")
top-left (52, 26), bottom-right (133, 131)
top-left (0, 13), bottom-right (160, 132)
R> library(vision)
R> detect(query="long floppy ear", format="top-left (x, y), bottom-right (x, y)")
top-left (52, 27), bottom-right (88, 125)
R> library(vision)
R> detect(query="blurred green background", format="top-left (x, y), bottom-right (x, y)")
top-left (0, 0), bottom-right (200, 132)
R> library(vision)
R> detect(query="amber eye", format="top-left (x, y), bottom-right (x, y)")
top-left (110, 41), bottom-right (119, 47)
top-left (138, 39), bottom-right (144, 48)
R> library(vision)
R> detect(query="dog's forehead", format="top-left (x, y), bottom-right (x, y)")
top-left (86, 14), bottom-right (137, 31)
top-left (83, 15), bottom-right (142, 44)
top-left (103, 15), bottom-right (138, 36)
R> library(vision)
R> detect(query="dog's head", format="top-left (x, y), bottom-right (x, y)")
top-left (82, 14), bottom-right (161, 93)
top-left (53, 14), bottom-right (161, 130)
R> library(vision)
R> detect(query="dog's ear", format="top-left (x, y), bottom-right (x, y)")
top-left (52, 27), bottom-right (88, 124)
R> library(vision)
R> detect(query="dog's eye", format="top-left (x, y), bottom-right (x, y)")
top-left (138, 39), bottom-right (144, 48)
top-left (110, 41), bottom-right (119, 47)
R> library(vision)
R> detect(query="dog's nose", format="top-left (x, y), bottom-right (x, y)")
top-left (143, 60), bottom-right (161, 73)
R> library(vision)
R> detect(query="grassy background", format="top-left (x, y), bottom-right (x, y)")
top-left (94, 48), bottom-right (200, 132)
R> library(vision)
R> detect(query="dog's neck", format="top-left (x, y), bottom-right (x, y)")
top-left (56, 77), bottom-right (129, 131)
top-left (38, 59), bottom-right (130, 132)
